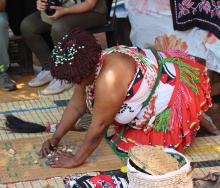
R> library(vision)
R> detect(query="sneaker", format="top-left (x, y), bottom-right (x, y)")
top-left (41, 79), bottom-right (73, 95)
top-left (0, 72), bottom-right (17, 91)
top-left (28, 70), bottom-right (53, 87)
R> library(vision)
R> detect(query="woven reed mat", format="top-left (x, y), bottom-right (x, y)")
top-left (0, 132), bottom-right (123, 184)
top-left (184, 135), bottom-right (220, 179)
top-left (0, 96), bottom-right (111, 187)
top-left (0, 75), bottom-right (74, 103)
top-left (1, 97), bottom-right (220, 184)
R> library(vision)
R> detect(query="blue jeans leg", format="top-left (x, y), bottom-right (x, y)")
top-left (0, 12), bottom-right (9, 72)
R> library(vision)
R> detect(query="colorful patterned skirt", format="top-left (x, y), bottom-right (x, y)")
top-left (110, 55), bottom-right (212, 154)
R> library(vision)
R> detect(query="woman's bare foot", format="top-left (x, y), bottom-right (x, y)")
top-left (211, 83), bottom-right (220, 96)
top-left (200, 113), bottom-right (220, 135)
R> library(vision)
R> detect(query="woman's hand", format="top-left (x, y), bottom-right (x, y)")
top-left (39, 84), bottom-right (86, 159)
top-left (48, 6), bottom-right (68, 20)
top-left (39, 138), bottom-right (59, 158)
top-left (37, 0), bottom-right (47, 11)
top-left (47, 151), bottom-right (82, 168)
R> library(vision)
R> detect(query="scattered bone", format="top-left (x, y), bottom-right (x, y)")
top-left (34, 160), bottom-right (38, 164)
top-left (8, 148), bottom-right (16, 155)
top-left (62, 147), bottom-right (67, 152)
top-left (66, 148), bottom-right (73, 153)
top-left (47, 153), bottom-right (52, 158)
top-left (106, 126), bottom-right (116, 137)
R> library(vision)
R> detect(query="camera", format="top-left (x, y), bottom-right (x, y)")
top-left (45, 0), bottom-right (62, 16)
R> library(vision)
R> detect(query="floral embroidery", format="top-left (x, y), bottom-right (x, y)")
top-left (199, 0), bottom-right (212, 14)
top-left (171, 0), bottom-right (220, 39)
top-left (178, 0), bottom-right (194, 16)
top-left (154, 34), bottom-right (188, 52)
top-left (178, 0), bottom-right (220, 18)
top-left (86, 46), bottom-right (159, 126)
top-left (126, 0), bottom-right (170, 15)
top-left (215, 1), bottom-right (220, 18)
top-left (204, 32), bottom-right (218, 44)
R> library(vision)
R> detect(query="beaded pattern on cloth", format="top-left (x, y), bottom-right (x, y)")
top-left (85, 45), bottom-right (159, 114)
top-left (108, 51), bottom-right (212, 157)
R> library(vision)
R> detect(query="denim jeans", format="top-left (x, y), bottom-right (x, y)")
top-left (0, 12), bottom-right (9, 72)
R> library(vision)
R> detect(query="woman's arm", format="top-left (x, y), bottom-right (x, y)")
top-left (65, 0), bottom-right (98, 14)
top-left (48, 0), bottom-right (98, 19)
top-left (52, 84), bottom-right (86, 141)
top-left (48, 53), bottom-right (136, 167)
top-left (40, 84), bottom-right (86, 157)
top-left (0, 0), bottom-right (6, 11)
top-left (73, 79), bottom-right (127, 165)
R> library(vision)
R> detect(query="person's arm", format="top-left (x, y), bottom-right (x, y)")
top-left (63, 0), bottom-right (97, 14)
top-left (40, 84), bottom-right (86, 157)
top-left (0, 0), bottom-right (6, 11)
top-left (36, 0), bottom-right (47, 11)
top-left (52, 84), bottom-right (86, 141)
top-left (48, 0), bottom-right (97, 20)
top-left (48, 53), bottom-right (136, 168)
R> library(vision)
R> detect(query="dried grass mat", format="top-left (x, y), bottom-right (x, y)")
top-left (185, 135), bottom-right (220, 179)
top-left (0, 132), bottom-right (123, 184)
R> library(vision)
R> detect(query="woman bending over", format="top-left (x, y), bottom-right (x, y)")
top-left (40, 29), bottom-right (212, 168)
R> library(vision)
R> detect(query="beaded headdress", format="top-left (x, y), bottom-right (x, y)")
top-left (50, 28), bottom-right (102, 84)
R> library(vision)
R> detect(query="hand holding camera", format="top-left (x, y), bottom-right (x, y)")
top-left (37, 0), bottom-right (47, 11)
top-left (37, 0), bottom-right (62, 16)
top-left (45, 0), bottom-right (62, 16)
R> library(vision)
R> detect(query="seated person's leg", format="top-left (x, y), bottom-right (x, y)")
top-left (50, 11), bottom-right (106, 45)
top-left (0, 12), bottom-right (16, 91)
top-left (20, 11), bottom-right (53, 87)
top-left (40, 11), bottom-right (106, 95)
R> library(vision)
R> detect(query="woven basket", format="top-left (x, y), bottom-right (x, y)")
top-left (127, 147), bottom-right (193, 188)
top-left (128, 145), bottom-right (180, 175)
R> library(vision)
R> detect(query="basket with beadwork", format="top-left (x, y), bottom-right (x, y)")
top-left (127, 146), bottom-right (193, 188)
